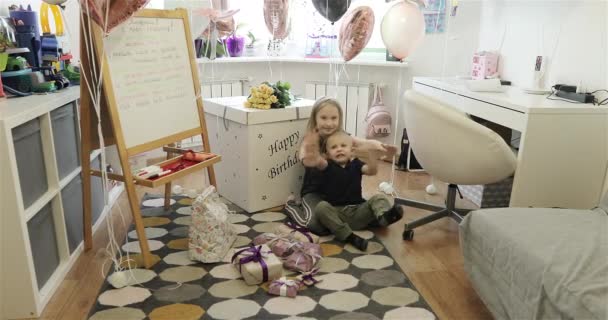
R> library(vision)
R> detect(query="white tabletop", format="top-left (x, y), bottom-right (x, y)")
top-left (413, 77), bottom-right (607, 115)
top-left (0, 86), bottom-right (80, 127)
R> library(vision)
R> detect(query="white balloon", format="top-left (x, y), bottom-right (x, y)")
top-left (381, 0), bottom-right (426, 61)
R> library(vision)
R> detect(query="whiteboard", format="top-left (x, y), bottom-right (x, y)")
top-left (101, 12), bottom-right (201, 149)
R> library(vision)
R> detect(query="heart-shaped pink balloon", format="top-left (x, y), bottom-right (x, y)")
top-left (339, 6), bottom-right (374, 62)
top-left (81, 0), bottom-right (150, 33)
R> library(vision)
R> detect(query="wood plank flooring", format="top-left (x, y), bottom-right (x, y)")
top-left (33, 161), bottom-right (493, 320)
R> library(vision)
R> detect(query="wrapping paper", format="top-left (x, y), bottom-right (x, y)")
top-left (268, 277), bottom-right (301, 298)
top-left (252, 233), bottom-right (297, 257)
top-left (276, 222), bottom-right (319, 244)
top-left (231, 245), bottom-right (282, 285)
top-left (284, 242), bottom-right (323, 272)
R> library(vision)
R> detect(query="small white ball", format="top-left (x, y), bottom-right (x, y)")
top-left (425, 184), bottom-right (437, 195)
top-left (172, 185), bottom-right (183, 194)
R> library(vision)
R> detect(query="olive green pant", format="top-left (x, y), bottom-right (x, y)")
top-left (315, 194), bottom-right (392, 240)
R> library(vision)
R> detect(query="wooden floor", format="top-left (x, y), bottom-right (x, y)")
top-left (36, 161), bottom-right (493, 320)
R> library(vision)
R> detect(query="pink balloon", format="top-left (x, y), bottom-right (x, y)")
top-left (81, 0), bottom-right (150, 33)
top-left (264, 0), bottom-right (290, 40)
top-left (380, 0), bottom-right (425, 61)
top-left (339, 6), bottom-right (374, 62)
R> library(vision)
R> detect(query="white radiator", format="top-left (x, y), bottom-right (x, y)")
top-left (182, 80), bottom-right (246, 148)
top-left (305, 82), bottom-right (370, 138)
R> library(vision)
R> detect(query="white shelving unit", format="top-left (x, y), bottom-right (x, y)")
top-left (0, 87), bottom-right (123, 319)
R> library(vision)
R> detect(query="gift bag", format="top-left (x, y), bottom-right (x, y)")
top-left (189, 186), bottom-right (237, 263)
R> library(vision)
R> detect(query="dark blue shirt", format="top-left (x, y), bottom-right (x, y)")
top-left (320, 158), bottom-right (365, 206)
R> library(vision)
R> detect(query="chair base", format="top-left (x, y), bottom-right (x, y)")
top-left (395, 184), bottom-right (470, 241)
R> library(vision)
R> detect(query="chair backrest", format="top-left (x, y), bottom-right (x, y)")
top-left (403, 90), bottom-right (517, 185)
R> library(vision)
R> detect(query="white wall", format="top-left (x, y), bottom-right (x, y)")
top-left (477, 0), bottom-right (608, 91)
top-left (199, 1), bottom-right (482, 144)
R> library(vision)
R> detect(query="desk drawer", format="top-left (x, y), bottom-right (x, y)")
top-left (413, 83), bottom-right (527, 132)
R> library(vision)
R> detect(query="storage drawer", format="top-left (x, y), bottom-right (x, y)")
top-left (51, 103), bottom-right (80, 180)
top-left (61, 175), bottom-right (84, 253)
top-left (12, 118), bottom-right (48, 208)
top-left (27, 203), bottom-right (60, 289)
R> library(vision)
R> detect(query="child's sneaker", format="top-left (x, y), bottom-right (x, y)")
top-left (379, 204), bottom-right (404, 227)
top-left (347, 233), bottom-right (369, 251)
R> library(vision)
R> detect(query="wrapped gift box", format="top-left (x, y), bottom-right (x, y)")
top-left (252, 233), bottom-right (297, 258)
top-left (232, 244), bottom-right (282, 285)
top-left (284, 242), bottom-right (323, 273)
top-left (268, 277), bottom-right (302, 298)
top-left (276, 222), bottom-right (319, 244)
top-left (204, 96), bottom-right (314, 213)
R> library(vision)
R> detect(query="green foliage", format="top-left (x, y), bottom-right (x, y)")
top-left (262, 81), bottom-right (292, 109)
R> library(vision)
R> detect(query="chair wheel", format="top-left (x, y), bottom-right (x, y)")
top-left (403, 229), bottom-right (414, 241)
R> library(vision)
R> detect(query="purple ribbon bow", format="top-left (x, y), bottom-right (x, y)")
top-left (299, 268), bottom-right (321, 286)
top-left (286, 221), bottom-right (314, 243)
top-left (231, 245), bottom-right (269, 283)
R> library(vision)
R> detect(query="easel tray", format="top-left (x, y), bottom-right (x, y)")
top-left (134, 152), bottom-right (221, 188)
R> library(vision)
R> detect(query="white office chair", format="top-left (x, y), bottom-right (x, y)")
top-left (397, 90), bottom-right (517, 240)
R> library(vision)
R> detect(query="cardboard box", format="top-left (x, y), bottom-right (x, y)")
top-left (204, 97), bottom-right (314, 213)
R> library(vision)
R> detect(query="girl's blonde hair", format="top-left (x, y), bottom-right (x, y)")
top-left (307, 97), bottom-right (344, 132)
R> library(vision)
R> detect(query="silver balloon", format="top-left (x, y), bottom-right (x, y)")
top-left (311, 0), bottom-right (351, 23)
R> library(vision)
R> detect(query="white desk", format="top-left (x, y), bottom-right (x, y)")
top-left (413, 77), bottom-right (608, 209)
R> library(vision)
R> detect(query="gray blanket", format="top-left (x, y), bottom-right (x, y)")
top-left (460, 207), bottom-right (608, 320)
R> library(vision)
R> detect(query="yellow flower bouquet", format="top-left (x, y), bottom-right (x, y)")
top-left (244, 81), bottom-right (292, 109)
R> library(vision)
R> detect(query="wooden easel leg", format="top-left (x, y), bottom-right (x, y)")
top-left (164, 149), bottom-right (173, 210)
top-left (81, 99), bottom-right (93, 251)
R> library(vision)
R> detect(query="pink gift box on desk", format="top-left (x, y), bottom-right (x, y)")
top-left (284, 242), bottom-right (323, 273)
top-left (268, 277), bottom-right (302, 298)
top-left (276, 222), bottom-right (319, 244)
top-left (252, 233), bottom-right (298, 258)
top-left (471, 51), bottom-right (499, 80)
top-left (231, 245), bottom-right (282, 285)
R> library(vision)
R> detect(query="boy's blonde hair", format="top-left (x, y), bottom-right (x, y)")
top-left (325, 130), bottom-right (352, 152)
top-left (307, 97), bottom-right (344, 132)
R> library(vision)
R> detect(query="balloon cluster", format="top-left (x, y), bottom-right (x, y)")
top-left (80, 0), bottom-right (150, 33)
top-left (311, 0), bottom-right (426, 62)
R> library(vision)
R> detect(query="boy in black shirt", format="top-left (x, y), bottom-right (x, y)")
top-left (315, 131), bottom-right (403, 251)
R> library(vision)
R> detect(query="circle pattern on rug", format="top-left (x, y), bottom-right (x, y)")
top-left (372, 287), bottom-right (419, 307)
top-left (207, 299), bottom-right (260, 319)
top-left (163, 251), bottom-right (195, 266)
top-left (176, 207), bottom-right (192, 215)
top-left (251, 211), bottom-right (286, 222)
top-left (148, 303), bottom-right (204, 320)
top-left (159, 266), bottom-right (206, 283)
top-left (208, 279), bottom-right (258, 298)
top-left (121, 240), bottom-right (164, 253)
top-left (128, 228), bottom-right (168, 240)
top-left (315, 273), bottom-right (359, 291)
top-left (143, 198), bottom-right (175, 207)
top-left (89, 307), bottom-right (146, 320)
top-left (263, 296), bottom-right (317, 316)
top-left (153, 284), bottom-right (205, 303)
top-left (383, 307), bottom-right (435, 320)
top-left (98, 287), bottom-right (151, 307)
top-left (319, 292), bottom-right (370, 312)
top-left (361, 270), bottom-right (406, 287)
top-left (352, 255), bottom-right (394, 270)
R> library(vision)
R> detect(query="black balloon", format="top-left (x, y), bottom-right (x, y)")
top-left (311, 0), bottom-right (351, 23)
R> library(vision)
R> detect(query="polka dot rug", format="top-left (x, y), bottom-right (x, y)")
top-left (88, 194), bottom-right (436, 320)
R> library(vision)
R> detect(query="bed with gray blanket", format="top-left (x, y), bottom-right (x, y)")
top-left (459, 195), bottom-right (608, 319)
